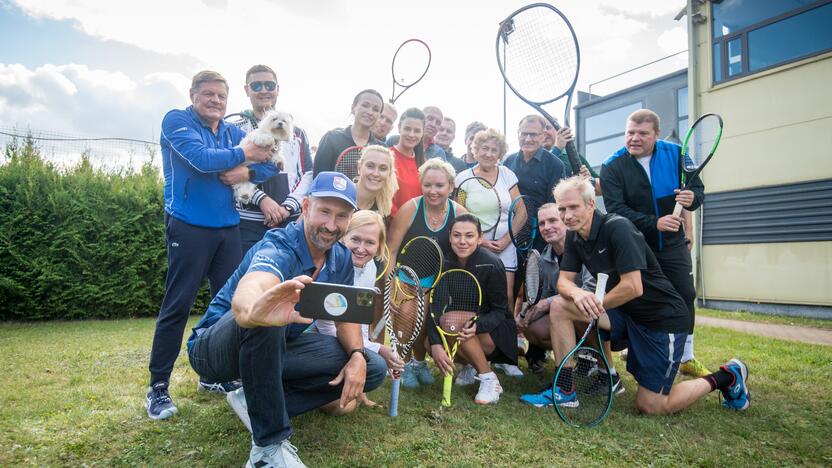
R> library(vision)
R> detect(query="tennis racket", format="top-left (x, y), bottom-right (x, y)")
top-left (390, 39), bottom-right (432, 104)
top-left (368, 244), bottom-right (393, 341)
top-left (224, 112), bottom-right (258, 133)
top-left (672, 113), bottom-right (724, 217)
top-left (524, 249), bottom-right (543, 307)
top-left (333, 145), bottom-right (363, 182)
top-left (508, 195), bottom-right (537, 252)
top-left (429, 269), bottom-right (482, 407)
top-left (396, 236), bottom-right (444, 295)
top-left (496, 3), bottom-right (582, 175)
top-left (553, 273), bottom-right (612, 428)
top-left (454, 176), bottom-right (501, 240)
top-left (385, 265), bottom-right (426, 417)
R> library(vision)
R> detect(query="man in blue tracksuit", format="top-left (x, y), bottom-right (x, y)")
top-left (146, 70), bottom-right (276, 420)
top-left (600, 109), bottom-right (707, 378)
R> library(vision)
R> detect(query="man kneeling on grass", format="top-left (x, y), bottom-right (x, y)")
top-left (186, 172), bottom-right (386, 467)
top-left (548, 176), bottom-right (749, 414)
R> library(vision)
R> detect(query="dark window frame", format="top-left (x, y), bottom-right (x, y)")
top-left (711, 0), bottom-right (832, 84)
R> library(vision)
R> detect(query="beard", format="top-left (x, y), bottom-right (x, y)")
top-left (307, 225), bottom-right (341, 252)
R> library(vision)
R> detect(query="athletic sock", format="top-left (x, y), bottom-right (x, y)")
top-left (556, 367), bottom-right (573, 392)
top-left (682, 334), bottom-right (695, 362)
top-left (703, 369), bottom-right (733, 392)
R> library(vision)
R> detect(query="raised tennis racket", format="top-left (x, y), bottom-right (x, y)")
top-left (496, 3), bottom-right (582, 175)
top-left (391, 39), bottom-right (432, 104)
top-left (508, 195), bottom-right (537, 252)
top-left (396, 236), bottom-right (443, 294)
top-left (385, 265), bottom-right (425, 417)
top-left (672, 113), bottom-right (724, 216)
top-left (224, 112), bottom-right (258, 133)
top-left (524, 249), bottom-right (543, 306)
top-left (553, 273), bottom-right (612, 428)
top-left (333, 145), bottom-right (363, 182)
top-left (429, 269), bottom-right (482, 407)
top-left (454, 176), bottom-right (501, 240)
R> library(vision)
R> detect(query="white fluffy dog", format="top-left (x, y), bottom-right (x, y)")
top-left (233, 110), bottom-right (294, 203)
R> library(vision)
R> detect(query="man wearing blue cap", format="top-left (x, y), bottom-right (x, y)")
top-left (186, 172), bottom-right (386, 467)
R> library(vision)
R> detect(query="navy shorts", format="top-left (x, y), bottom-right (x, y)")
top-left (601, 309), bottom-right (687, 395)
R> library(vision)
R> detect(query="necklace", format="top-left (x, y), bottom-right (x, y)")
top-left (426, 202), bottom-right (448, 226)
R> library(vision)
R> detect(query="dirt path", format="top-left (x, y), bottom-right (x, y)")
top-left (697, 316), bottom-right (832, 346)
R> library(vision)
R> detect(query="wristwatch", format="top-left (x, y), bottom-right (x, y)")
top-left (349, 348), bottom-right (369, 362)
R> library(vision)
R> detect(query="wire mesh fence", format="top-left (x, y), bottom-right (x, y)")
top-left (0, 125), bottom-right (162, 173)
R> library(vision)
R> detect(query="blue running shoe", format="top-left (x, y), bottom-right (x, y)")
top-left (413, 360), bottom-right (436, 385)
top-left (520, 386), bottom-right (554, 407)
top-left (401, 361), bottom-right (420, 389)
top-left (198, 378), bottom-right (242, 395)
top-left (552, 386), bottom-right (579, 408)
top-left (146, 382), bottom-right (178, 420)
top-left (720, 358), bottom-right (750, 411)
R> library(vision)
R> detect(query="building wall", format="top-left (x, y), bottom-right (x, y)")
top-left (688, 0), bottom-right (832, 310)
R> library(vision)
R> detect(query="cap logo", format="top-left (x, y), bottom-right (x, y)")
top-left (333, 176), bottom-right (347, 191)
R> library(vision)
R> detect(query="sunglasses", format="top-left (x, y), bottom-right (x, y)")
top-left (249, 81), bottom-right (277, 92)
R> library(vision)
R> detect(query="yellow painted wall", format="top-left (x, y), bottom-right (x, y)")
top-left (702, 242), bottom-right (832, 305)
top-left (688, 1), bottom-right (832, 306)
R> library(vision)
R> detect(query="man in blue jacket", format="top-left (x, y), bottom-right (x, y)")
top-left (146, 70), bottom-right (275, 420)
top-left (600, 109), bottom-right (708, 378)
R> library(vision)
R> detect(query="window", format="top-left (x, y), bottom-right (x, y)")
top-left (711, 0), bottom-right (832, 83)
top-left (583, 102), bottom-right (642, 167)
top-left (677, 87), bottom-right (688, 141)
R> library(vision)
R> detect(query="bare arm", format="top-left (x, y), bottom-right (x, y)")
top-left (386, 199), bottom-right (417, 266)
top-left (330, 321), bottom-right (368, 408)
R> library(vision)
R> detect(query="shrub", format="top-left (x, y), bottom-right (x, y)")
top-left (0, 139), bottom-right (211, 320)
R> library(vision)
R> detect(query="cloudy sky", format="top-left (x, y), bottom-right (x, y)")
top-left (0, 0), bottom-right (688, 155)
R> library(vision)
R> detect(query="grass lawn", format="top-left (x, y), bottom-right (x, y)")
top-left (698, 307), bottom-right (832, 330)
top-left (1, 317), bottom-right (831, 466)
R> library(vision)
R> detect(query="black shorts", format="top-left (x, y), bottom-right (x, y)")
top-left (601, 309), bottom-right (687, 395)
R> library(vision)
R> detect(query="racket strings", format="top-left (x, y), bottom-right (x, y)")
top-left (556, 348), bottom-right (613, 426)
top-left (393, 42), bottom-right (430, 86)
top-left (525, 251), bottom-right (541, 304)
top-left (500, 9), bottom-right (578, 102)
top-left (398, 238), bottom-right (442, 289)
top-left (456, 177), bottom-right (501, 231)
top-left (430, 270), bottom-right (481, 334)
top-left (334, 148), bottom-right (363, 181)
top-left (686, 115), bottom-right (722, 167)
top-left (386, 268), bottom-right (425, 358)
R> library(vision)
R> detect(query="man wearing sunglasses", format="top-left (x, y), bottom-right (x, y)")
top-left (228, 64), bottom-right (313, 254)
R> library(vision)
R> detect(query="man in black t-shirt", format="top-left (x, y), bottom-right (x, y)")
top-left (548, 176), bottom-right (750, 414)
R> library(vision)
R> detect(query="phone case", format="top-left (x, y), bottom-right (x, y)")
top-left (298, 282), bottom-right (378, 324)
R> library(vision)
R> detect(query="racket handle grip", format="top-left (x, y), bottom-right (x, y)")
top-left (389, 378), bottom-right (400, 417)
top-left (442, 374), bottom-right (453, 407)
top-left (672, 202), bottom-right (684, 217)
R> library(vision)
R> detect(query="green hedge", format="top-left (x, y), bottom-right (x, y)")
top-left (0, 139), bottom-right (211, 321)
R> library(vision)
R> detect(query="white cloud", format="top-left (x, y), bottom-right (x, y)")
top-left (657, 26), bottom-right (689, 54)
top-left (0, 63), bottom-right (188, 139)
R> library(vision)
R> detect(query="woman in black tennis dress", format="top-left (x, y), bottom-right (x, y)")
top-left (428, 213), bottom-right (518, 405)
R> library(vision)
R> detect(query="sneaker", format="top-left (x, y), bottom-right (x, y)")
top-left (227, 388), bottom-right (252, 432)
top-left (575, 354), bottom-right (598, 377)
top-left (679, 358), bottom-right (710, 378)
top-left (529, 359), bottom-right (546, 377)
top-left (145, 382), bottom-right (178, 420)
top-left (519, 386), bottom-right (554, 407)
top-left (517, 336), bottom-right (529, 355)
top-left (455, 364), bottom-right (476, 386)
top-left (401, 361), bottom-right (420, 389)
top-left (494, 363), bottom-right (524, 378)
top-left (246, 440), bottom-right (306, 468)
top-left (611, 372), bottom-right (625, 396)
top-left (412, 360), bottom-right (435, 385)
top-left (720, 358), bottom-right (751, 411)
top-left (474, 374), bottom-right (503, 405)
top-left (198, 378), bottom-right (242, 394)
top-left (552, 386), bottom-right (579, 408)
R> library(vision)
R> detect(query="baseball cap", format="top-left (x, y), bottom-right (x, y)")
top-left (308, 172), bottom-right (357, 209)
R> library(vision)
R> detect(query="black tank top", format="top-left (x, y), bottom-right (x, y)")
top-left (400, 197), bottom-right (456, 255)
